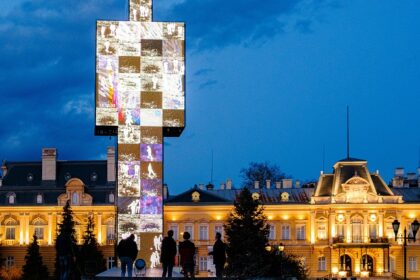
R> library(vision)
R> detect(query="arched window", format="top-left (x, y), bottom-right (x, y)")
top-left (33, 219), bottom-right (45, 240)
top-left (72, 192), bottom-right (79, 205)
top-left (389, 256), bottom-right (396, 272)
top-left (351, 216), bottom-right (363, 243)
top-left (5, 219), bottom-right (17, 240)
top-left (318, 256), bottom-right (326, 271)
top-left (7, 193), bottom-right (16, 204)
top-left (36, 194), bottom-right (43, 204)
top-left (106, 220), bottom-right (115, 242)
top-left (109, 193), bottom-right (115, 203)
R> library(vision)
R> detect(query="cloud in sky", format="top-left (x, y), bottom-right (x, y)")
top-left (162, 0), bottom-right (335, 50)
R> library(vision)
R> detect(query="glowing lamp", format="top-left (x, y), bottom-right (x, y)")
top-left (337, 213), bottom-right (345, 222)
top-left (360, 271), bottom-right (370, 278)
top-left (370, 213), bottom-right (377, 222)
top-left (332, 267), bottom-right (338, 274)
top-left (338, 270), bottom-right (347, 277)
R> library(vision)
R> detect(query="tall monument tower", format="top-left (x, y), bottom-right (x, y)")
top-left (94, 0), bottom-right (185, 266)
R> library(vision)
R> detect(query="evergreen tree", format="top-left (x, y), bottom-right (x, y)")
top-left (77, 216), bottom-right (106, 278)
top-left (54, 200), bottom-right (78, 280)
top-left (21, 235), bottom-right (49, 280)
top-left (224, 188), bottom-right (271, 277)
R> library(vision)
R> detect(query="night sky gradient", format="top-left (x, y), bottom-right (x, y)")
top-left (0, 0), bottom-right (419, 193)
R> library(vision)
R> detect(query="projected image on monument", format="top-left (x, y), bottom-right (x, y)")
top-left (94, 0), bottom-right (185, 268)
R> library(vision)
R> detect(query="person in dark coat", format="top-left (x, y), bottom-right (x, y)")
top-left (178, 232), bottom-right (196, 279)
top-left (160, 230), bottom-right (177, 278)
top-left (117, 234), bottom-right (138, 277)
top-left (209, 232), bottom-right (226, 278)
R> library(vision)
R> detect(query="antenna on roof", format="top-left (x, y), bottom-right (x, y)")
top-left (210, 149), bottom-right (214, 183)
top-left (346, 105), bottom-right (350, 159)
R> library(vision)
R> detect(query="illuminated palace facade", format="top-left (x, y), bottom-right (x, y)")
top-left (0, 148), bottom-right (116, 273)
top-left (164, 157), bottom-right (420, 279)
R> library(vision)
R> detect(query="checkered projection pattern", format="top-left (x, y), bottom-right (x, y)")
top-left (94, 0), bottom-right (185, 267)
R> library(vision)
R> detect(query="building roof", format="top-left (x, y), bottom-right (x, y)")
top-left (0, 160), bottom-right (114, 206)
top-left (165, 186), bottom-right (314, 205)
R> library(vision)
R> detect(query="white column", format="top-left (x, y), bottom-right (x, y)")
top-left (48, 213), bottom-right (53, 245)
top-left (330, 211), bottom-right (336, 243)
top-left (363, 212), bottom-right (368, 243)
top-left (346, 212), bottom-right (351, 243)
top-left (19, 213), bottom-right (24, 245)
top-left (25, 214), bottom-right (30, 244)
top-left (378, 211), bottom-right (384, 237)
top-left (310, 211), bottom-right (315, 244)
top-left (97, 213), bottom-right (102, 245)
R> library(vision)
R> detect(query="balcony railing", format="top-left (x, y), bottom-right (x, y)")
top-left (332, 236), bottom-right (389, 244)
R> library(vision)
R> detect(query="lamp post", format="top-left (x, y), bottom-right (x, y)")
top-left (392, 219), bottom-right (420, 280)
top-left (265, 243), bottom-right (285, 278)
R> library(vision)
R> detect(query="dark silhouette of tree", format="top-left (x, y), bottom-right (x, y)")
top-left (224, 188), bottom-right (270, 277)
top-left (77, 216), bottom-right (106, 278)
top-left (240, 162), bottom-right (287, 188)
top-left (21, 235), bottom-right (49, 280)
top-left (267, 251), bottom-right (309, 279)
top-left (54, 200), bottom-right (79, 280)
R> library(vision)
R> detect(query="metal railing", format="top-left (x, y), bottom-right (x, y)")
top-left (332, 236), bottom-right (389, 244)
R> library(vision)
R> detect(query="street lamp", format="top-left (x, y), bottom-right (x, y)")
top-left (392, 219), bottom-right (420, 280)
top-left (265, 243), bottom-right (285, 278)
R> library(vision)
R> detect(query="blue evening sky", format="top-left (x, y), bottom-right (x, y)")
top-left (0, 0), bottom-right (419, 194)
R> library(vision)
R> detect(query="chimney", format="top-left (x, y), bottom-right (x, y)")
top-left (282, 179), bottom-right (293, 188)
top-left (295, 180), bottom-right (301, 188)
top-left (395, 167), bottom-right (404, 177)
top-left (266, 180), bottom-right (271, 189)
top-left (42, 148), bottom-right (57, 181)
top-left (163, 184), bottom-right (169, 200)
top-left (226, 179), bottom-right (232, 190)
top-left (107, 146), bottom-right (116, 183)
top-left (375, 170), bottom-right (379, 175)
top-left (199, 184), bottom-right (204, 190)
top-left (1, 161), bottom-right (7, 177)
top-left (407, 173), bottom-right (416, 180)
top-left (275, 181), bottom-right (281, 189)
top-left (206, 183), bottom-right (214, 190)
top-left (254, 181), bottom-right (259, 189)
top-left (220, 183), bottom-right (225, 190)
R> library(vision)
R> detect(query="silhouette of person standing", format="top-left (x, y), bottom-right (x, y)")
top-left (117, 234), bottom-right (138, 277)
top-left (209, 232), bottom-right (226, 278)
top-left (179, 232), bottom-right (196, 279)
top-left (160, 230), bottom-right (177, 278)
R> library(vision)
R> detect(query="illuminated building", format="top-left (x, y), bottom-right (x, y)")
top-left (164, 158), bottom-right (420, 278)
top-left (0, 148), bottom-right (116, 273)
top-left (94, 0), bottom-right (185, 266)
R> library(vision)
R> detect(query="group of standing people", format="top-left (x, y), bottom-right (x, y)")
top-left (116, 230), bottom-right (226, 278)
top-left (160, 230), bottom-right (226, 279)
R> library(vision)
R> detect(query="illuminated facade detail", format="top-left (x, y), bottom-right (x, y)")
top-left (0, 148), bottom-right (115, 272)
top-left (252, 192), bottom-right (260, 200)
top-left (191, 191), bottom-right (200, 202)
top-left (164, 158), bottom-right (420, 278)
top-left (94, 0), bottom-right (185, 265)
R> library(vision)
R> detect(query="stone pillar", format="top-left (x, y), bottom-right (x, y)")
top-left (19, 213), bottom-right (25, 245)
top-left (310, 211), bottom-right (315, 244)
top-left (48, 213), bottom-right (53, 245)
top-left (330, 211), bottom-right (336, 243)
top-left (25, 214), bottom-right (30, 245)
top-left (379, 211), bottom-right (384, 237)
top-left (97, 213), bottom-right (102, 245)
top-left (346, 212), bottom-right (351, 243)
top-left (363, 211), bottom-right (368, 243)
